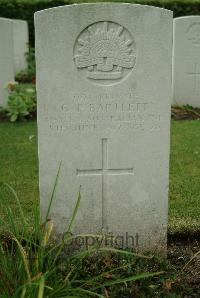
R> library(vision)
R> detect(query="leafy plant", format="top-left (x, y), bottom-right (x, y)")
top-left (16, 47), bottom-right (36, 83)
top-left (0, 82), bottom-right (36, 122)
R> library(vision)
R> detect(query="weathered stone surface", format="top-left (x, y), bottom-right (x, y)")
top-left (0, 18), bottom-right (14, 107)
top-left (173, 16), bottom-right (200, 107)
top-left (13, 19), bottom-right (29, 75)
top-left (35, 3), bottom-right (173, 253)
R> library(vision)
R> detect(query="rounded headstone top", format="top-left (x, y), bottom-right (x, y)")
top-left (174, 15), bottom-right (200, 20)
top-left (0, 17), bottom-right (13, 23)
top-left (34, 3), bottom-right (173, 17)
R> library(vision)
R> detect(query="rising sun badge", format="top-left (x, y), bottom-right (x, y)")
top-left (74, 21), bottom-right (136, 85)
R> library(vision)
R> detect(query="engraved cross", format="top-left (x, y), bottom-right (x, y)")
top-left (77, 138), bottom-right (134, 230)
top-left (187, 62), bottom-right (200, 94)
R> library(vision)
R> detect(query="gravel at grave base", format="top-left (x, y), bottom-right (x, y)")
top-left (168, 238), bottom-right (200, 289)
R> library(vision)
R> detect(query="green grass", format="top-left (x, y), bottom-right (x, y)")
top-left (1, 180), bottom-right (174, 297)
top-left (0, 162), bottom-right (185, 298)
top-left (169, 120), bottom-right (200, 234)
top-left (0, 121), bottom-right (38, 226)
top-left (0, 120), bottom-right (200, 235)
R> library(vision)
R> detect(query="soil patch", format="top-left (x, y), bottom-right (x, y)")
top-left (168, 237), bottom-right (200, 293)
top-left (172, 106), bottom-right (200, 120)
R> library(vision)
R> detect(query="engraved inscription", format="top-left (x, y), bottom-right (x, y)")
top-left (74, 21), bottom-right (136, 85)
top-left (77, 138), bottom-right (134, 230)
top-left (41, 92), bottom-right (162, 133)
top-left (186, 23), bottom-right (200, 46)
top-left (187, 62), bottom-right (200, 94)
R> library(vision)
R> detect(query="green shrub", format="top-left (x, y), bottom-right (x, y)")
top-left (0, 0), bottom-right (200, 45)
top-left (0, 82), bottom-right (36, 122)
top-left (16, 47), bottom-right (36, 83)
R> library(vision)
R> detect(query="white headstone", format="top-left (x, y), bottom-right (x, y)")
top-left (173, 16), bottom-right (200, 107)
top-left (13, 19), bottom-right (29, 75)
top-left (0, 18), bottom-right (14, 107)
top-left (35, 4), bottom-right (173, 253)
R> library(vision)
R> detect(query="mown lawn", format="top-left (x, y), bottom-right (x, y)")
top-left (0, 121), bottom-right (38, 226)
top-left (169, 120), bottom-right (200, 234)
top-left (0, 120), bottom-right (199, 235)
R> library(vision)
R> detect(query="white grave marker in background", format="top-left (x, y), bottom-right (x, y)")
top-left (173, 16), bottom-right (200, 107)
top-left (13, 19), bottom-right (29, 75)
top-left (0, 18), bottom-right (14, 107)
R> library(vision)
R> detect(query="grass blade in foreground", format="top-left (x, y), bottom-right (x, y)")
top-left (38, 275), bottom-right (45, 298)
top-left (92, 271), bottom-right (165, 290)
top-left (44, 162), bottom-right (62, 224)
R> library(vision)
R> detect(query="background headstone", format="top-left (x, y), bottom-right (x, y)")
top-left (13, 19), bottom-right (29, 75)
top-left (0, 18), bottom-right (14, 107)
top-left (35, 4), bottom-right (173, 253)
top-left (173, 16), bottom-right (200, 107)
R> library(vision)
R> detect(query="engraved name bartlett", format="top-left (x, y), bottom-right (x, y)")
top-left (74, 21), bottom-right (136, 83)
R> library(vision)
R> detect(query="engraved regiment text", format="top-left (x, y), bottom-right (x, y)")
top-left (41, 92), bottom-right (162, 133)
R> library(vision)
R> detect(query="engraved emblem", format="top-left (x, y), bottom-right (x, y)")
top-left (186, 23), bottom-right (200, 46)
top-left (74, 21), bottom-right (136, 85)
